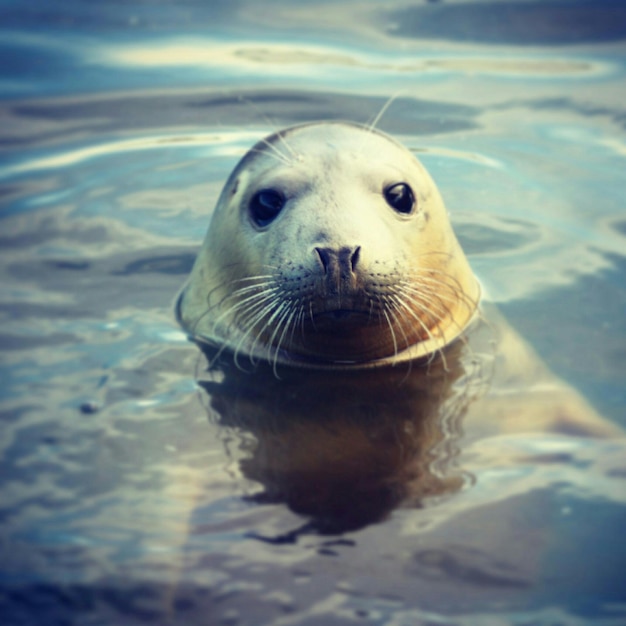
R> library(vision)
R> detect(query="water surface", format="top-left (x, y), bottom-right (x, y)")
top-left (1, 1), bottom-right (626, 624)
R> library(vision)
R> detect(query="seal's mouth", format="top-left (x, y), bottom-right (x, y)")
top-left (309, 294), bottom-right (372, 323)
top-left (310, 308), bottom-right (373, 330)
top-left (316, 309), bottom-right (365, 321)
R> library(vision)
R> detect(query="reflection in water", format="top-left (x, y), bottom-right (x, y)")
top-left (196, 336), bottom-right (487, 535)
top-left (1, 0), bottom-right (625, 620)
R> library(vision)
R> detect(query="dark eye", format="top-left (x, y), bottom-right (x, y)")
top-left (249, 189), bottom-right (285, 227)
top-left (384, 183), bottom-right (415, 215)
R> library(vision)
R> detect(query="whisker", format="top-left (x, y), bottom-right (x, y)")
top-left (367, 92), bottom-right (402, 133)
top-left (380, 305), bottom-right (399, 359)
top-left (230, 273), bottom-right (276, 284)
top-left (269, 302), bottom-right (299, 378)
top-left (232, 300), bottom-right (278, 369)
top-left (246, 297), bottom-right (290, 359)
top-left (383, 295), bottom-right (415, 362)
top-left (274, 129), bottom-right (299, 161)
top-left (288, 302), bottom-right (306, 354)
top-left (247, 146), bottom-right (292, 167)
top-left (387, 289), bottom-right (449, 370)
top-left (396, 283), bottom-right (452, 323)
top-left (383, 297), bottom-right (416, 381)
top-left (213, 289), bottom-right (278, 337)
top-left (188, 271), bottom-right (276, 334)
top-left (237, 96), bottom-right (298, 164)
top-left (389, 291), bottom-right (439, 343)
top-left (401, 271), bottom-right (478, 318)
top-left (258, 137), bottom-right (295, 167)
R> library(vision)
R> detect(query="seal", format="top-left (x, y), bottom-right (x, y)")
top-left (177, 121), bottom-right (480, 368)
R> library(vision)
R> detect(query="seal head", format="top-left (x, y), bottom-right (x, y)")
top-left (177, 122), bottom-right (479, 368)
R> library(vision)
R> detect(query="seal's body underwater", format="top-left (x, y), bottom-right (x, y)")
top-left (177, 122), bottom-right (480, 368)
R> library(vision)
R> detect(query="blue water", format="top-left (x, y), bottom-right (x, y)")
top-left (1, 1), bottom-right (626, 624)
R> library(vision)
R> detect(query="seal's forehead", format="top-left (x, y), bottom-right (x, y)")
top-left (232, 122), bottom-right (421, 183)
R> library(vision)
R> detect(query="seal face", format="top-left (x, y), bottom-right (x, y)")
top-left (177, 122), bottom-right (480, 368)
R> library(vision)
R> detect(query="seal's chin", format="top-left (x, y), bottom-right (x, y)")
top-left (275, 310), bottom-right (408, 364)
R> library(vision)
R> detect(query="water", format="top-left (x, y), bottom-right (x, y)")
top-left (1, 1), bottom-right (626, 624)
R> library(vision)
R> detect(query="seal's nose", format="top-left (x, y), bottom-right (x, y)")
top-left (315, 246), bottom-right (360, 274)
top-left (314, 246), bottom-right (360, 295)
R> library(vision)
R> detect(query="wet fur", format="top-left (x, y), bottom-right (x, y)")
top-left (177, 122), bottom-right (480, 370)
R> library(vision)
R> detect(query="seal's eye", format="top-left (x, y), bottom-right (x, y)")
top-left (384, 183), bottom-right (415, 215)
top-left (249, 189), bottom-right (285, 227)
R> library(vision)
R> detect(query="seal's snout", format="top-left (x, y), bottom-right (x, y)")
top-left (314, 245), bottom-right (361, 296)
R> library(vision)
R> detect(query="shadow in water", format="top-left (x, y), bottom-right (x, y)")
top-left (196, 337), bottom-right (488, 536)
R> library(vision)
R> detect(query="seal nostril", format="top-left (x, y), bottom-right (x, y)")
top-left (350, 246), bottom-right (361, 272)
top-left (315, 247), bottom-right (331, 275)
